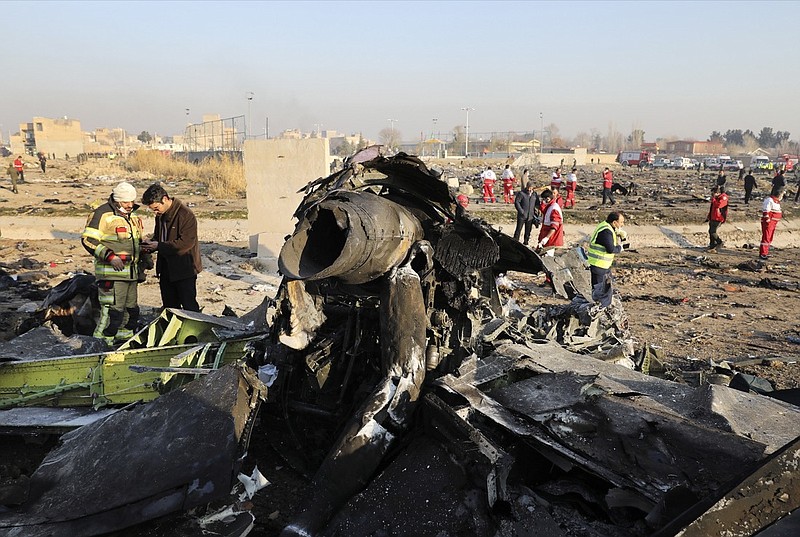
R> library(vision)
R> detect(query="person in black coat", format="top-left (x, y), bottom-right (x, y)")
top-left (512, 182), bottom-right (541, 246)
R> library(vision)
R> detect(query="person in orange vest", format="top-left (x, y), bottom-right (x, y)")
top-left (13, 156), bottom-right (24, 183)
top-left (706, 185), bottom-right (729, 250)
top-left (759, 185), bottom-right (784, 260)
top-left (536, 189), bottom-right (564, 250)
top-left (550, 167), bottom-right (562, 193)
top-left (564, 168), bottom-right (578, 208)
top-left (480, 166), bottom-right (497, 203)
top-left (501, 165), bottom-right (515, 203)
top-left (602, 167), bottom-right (615, 205)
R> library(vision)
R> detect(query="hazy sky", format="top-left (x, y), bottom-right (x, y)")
top-left (4, 0), bottom-right (798, 144)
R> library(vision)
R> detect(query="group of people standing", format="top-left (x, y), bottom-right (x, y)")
top-left (707, 167), bottom-right (790, 260)
top-left (81, 181), bottom-right (202, 345)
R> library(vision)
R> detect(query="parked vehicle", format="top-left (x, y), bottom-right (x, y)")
top-left (616, 150), bottom-right (653, 167)
top-left (722, 160), bottom-right (743, 171)
top-left (672, 157), bottom-right (693, 169)
top-left (652, 157), bottom-right (672, 168)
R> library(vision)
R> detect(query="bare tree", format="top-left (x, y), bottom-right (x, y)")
top-left (378, 127), bottom-right (402, 151)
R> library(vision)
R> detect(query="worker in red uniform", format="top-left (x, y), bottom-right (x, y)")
top-left (501, 165), bottom-right (515, 203)
top-left (536, 189), bottom-right (564, 251)
top-left (13, 156), bottom-right (24, 183)
top-left (706, 185), bottom-right (729, 250)
top-left (550, 168), bottom-right (562, 193)
top-left (456, 193), bottom-right (469, 209)
top-left (759, 185), bottom-right (784, 260)
top-left (602, 167), bottom-right (615, 205)
top-left (481, 166), bottom-right (497, 203)
top-left (564, 168), bottom-right (578, 208)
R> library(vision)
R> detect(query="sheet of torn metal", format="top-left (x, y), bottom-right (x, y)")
top-left (429, 340), bottom-right (800, 533)
top-left (0, 363), bottom-right (267, 537)
top-left (659, 434), bottom-right (800, 536)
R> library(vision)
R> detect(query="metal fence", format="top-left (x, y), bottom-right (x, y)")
top-left (183, 115), bottom-right (245, 152)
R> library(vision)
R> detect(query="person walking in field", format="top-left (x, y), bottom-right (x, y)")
top-left (7, 163), bottom-right (19, 194)
top-left (550, 167), bottom-right (562, 193)
top-left (706, 185), bottom-right (728, 250)
top-left (536, 189), bottom-right (564, 251)
top-left (759, 185), bottom-right (784, 260)
top-left (481, 166), bottom-right (497, 203)
top-left (564, 168), bottom-right (578, 208)
top-left (13, 156), bottom-right (24, 183)
top-left (743, 168), bottom-right (756, 204)
top-left (501, 164), bottom-right (516, 203)
top-left (602, 167), bottom-right (615, 205)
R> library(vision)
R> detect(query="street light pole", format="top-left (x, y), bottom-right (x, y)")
top-left (246, 92), bottom-right (254, 139)
top-left (461, 107), bottom-right (474, 157)
top-left (387, 119), bottom-right (398, 149)
top-left (539, 112), bottom-right (543, 156)
top-left (432, 118), bottom-right (438, 157)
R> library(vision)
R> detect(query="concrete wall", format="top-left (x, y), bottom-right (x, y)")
top-left (244, 138), bottom-right (330, 273)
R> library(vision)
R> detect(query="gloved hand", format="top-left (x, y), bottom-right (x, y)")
top-left (616, 229), bottom-right (628, 241)
top-left (109, 254), bottom-right (125, 271)
top-left (537, 237), bottom-right (549, 249)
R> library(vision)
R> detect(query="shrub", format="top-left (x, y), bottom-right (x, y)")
top-left (125, 151), bottom-right (245, 198)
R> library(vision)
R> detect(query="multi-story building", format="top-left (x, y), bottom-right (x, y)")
top-left (10, 117), bottom-right (84, 158)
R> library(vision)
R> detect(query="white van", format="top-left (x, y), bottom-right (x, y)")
top-left (673, 157), bottom-right (693, 169)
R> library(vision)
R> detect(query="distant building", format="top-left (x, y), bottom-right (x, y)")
top-left (10, 117), bottom-right (84, 158)
top-left (665, 140), bottom-right (725, 155)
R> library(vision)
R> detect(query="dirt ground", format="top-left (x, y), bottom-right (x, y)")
top-left (2, 156), bottom-right (800, 534)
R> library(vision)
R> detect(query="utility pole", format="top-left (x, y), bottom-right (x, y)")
top-left (246, 92), bottom-right (254, 139)
top-left (539, 112), bottom-right (544, 156)
top-left (461, 107), bottom-right (474, 157)
top-left (387, 119), bottom-right (398, 149)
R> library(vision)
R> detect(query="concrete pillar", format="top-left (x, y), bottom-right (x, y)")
top-left (244, 138), bottom-right (330, 273)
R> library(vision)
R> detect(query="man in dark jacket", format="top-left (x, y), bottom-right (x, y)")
top-left (743, 169), bottom-right (756, 204)
top-left (512, 182), bottom-right (540, 246)
top-left (140, 183), bottom-right (202, 311)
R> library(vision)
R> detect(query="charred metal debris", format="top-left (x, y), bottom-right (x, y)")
top-left (0, 148), bottom-right (798, 536)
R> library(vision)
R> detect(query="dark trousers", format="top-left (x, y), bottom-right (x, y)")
top-left (708, 220), bottom-right (723, 247)
top-left (744, 186), bottom-right (754, 204)
top-left (159, 268), bottom-right (200, 312)
top-left (513, 217), bottom-right (535, 245)
top-left (602, 187), bottom-right (615, 205)
top-left (590, 266), bottom-right (614, 308)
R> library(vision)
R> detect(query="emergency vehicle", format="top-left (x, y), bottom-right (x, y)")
top-left (616, 150), bottom-right (653, 167)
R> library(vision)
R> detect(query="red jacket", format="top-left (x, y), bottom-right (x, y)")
top-left (708, 192), bottom-right (729, 223)
top-left (602, 170), bottom-right (613, 188)
top-left (13, 158), bottom-right (23, 172)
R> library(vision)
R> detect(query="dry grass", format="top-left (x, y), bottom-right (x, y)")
top-left (125, 151), bottom-right (245, 198)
